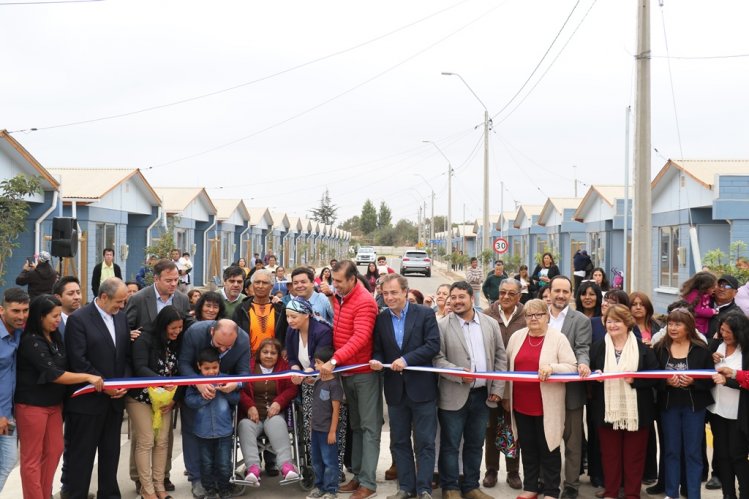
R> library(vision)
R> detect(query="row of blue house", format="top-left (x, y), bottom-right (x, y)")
top-left (0, 130), bottom-right (350, 302)
top-left (434, 160), bottom-right (749, 312)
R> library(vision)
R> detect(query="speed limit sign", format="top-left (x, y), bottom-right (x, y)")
top-left (493, 237), bottom-right (509, 254)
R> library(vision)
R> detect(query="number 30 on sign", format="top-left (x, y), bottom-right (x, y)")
top-left (493, 238), bottom-right (509, 254)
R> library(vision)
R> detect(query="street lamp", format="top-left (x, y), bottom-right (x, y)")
top-left (413, 173), bottom-right (436, 257)
top-left (442, 72), bottom-right (492, 257)
top-left (422, 140), bottom-right (453, 254)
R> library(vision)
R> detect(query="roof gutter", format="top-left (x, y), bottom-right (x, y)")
top-left (35, 190), bottom-right (58, 255)
top-left (203, 216), bottom-right (218, 286)
top-left (146, 207), bottom-right (161, 248)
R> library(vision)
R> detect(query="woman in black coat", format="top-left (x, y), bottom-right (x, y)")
top-left (530, 252), bottom-right (560, 291)
top-left (127, 306), bottom-right (186, 499)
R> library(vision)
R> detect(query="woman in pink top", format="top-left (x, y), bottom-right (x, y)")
top-left (680, 272), bottom-right (718, 334)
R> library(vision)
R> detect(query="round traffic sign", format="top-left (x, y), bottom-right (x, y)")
top-left (493, 237), bottom-right (509, 254)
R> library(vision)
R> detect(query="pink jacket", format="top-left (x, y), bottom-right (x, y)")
top-left (683, 289), bottom-right (715, 334)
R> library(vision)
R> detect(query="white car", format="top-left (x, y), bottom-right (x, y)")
top-left (355, 246), bottom-right (377, 266)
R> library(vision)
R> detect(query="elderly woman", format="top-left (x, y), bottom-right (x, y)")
top-left (238, 338), bottom-right (299, 485)
top-left (434, 284), bottom-right (451, 318)
top-left (194, 291), bottom-right (226, 321)
top-left (15, 295), bottom-right (103, 499)
top-left (589, 304), bottom-right (659, 499)
top-left (655, 308), bottom-right (714, 499)
top-left (503, 298), bottom-right (577, 499)
top-left (127, 305), bottom-right (185, 499)
top-left (710, 312), bottom-right (749, 499)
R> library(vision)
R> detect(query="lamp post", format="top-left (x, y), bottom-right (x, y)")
top-left (414, 173), bottom-right (436, 257)
top-left (442, 72), bottom-right (491, 256)
top-left (422, 140), bottom-right (453, 255)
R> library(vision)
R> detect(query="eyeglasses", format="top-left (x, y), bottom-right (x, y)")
top-left (718, 283), bottom-right (734, 289)
top-left (499, 290), bottom-right (519, 297)
top-left (525, 313), bottom-right (546, 320)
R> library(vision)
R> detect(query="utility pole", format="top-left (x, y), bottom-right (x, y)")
top-left (632, 0), bottom-right (652, 293)
top-left (430, 190), bottom-right (435, 257)
top-left (482, 109), bottom-right (490, 256)
top-left (423, 140), bottom-right (453, 255)
top-left (623, 106), bottom-right (631, 292)
top-left (573, 165), bottom-right (578, 197)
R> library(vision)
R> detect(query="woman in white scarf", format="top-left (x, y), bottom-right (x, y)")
top-left (589, 304), bottom-right (659, 499)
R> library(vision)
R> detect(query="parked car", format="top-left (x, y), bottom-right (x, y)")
top-left (399, 250), bottom-right (431, 277)
top-left (356, 246), bottom-right (377, 266)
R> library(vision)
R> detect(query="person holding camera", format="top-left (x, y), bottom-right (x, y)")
top-left (15, 251), bottom-right (58, 300)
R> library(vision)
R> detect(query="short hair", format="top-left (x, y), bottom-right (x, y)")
top-left (377, 256), bottom-right (386, 262)
top-left (53, 275), bottom-right (80, 296)
top-left (332, 260), bottom-right (358, 280)
top-left (251, 268), bottom-right (273, 283)
top-left (550, 275), bottom-right (572, 289)
top-left (291, 266), bottom-right (314, 282)
top-left (197, 346), bottom-right (220, 365)
top-left (153, 259), bottom-right (178, 276)
top-left (187, 289), bottom-right (202, 301)
top-left (314, 345), bottom-right (334, 363)
top-left (605, 289), bottom-right (631, 307)
top-left (223, 265), bottom-right (245, 281)
top-left (195, 291), bottom-right (225, 321)
top-left (170, 248), bottom-right (180, 254)
top-left (667, 299), bottom-right (694, 314)
top-left (470, 257), bottom-right (478, 263)
top-left (380, 273), bottom-right (408, 291)
top-left (436, 283), bottom-right (451, 294)
top-left (102, 247), bottom-right (114, 257)
top-left (254, 337), bottom-right (283, 364)
top-left (449, 280), bottom-right (473, 297)
top-left (3, 287), bottom-right (30, 306)
top-left (494, 260), bottom-right (504, 266)
top-left (125, 280), bottom-right (142, 290)
top-left (524, 298), bottom-right (548, 316)
top-left (98, 278), bottom-right (125, 298)
top-left (500, 278), bottom-right (522, 293)
top-left (604, 304), bottom-right (635, 330)
top-left (182, 252), bottom-right (190, 257)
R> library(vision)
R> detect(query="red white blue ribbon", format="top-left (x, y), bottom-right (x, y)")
top-left (72, 363), bottom-right (717, 397)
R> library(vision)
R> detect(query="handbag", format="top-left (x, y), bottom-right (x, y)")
top-left (495, 410), bottom-right (518, 458)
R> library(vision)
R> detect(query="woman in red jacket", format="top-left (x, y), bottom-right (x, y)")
top-left (237, 338), bottom-right (299, 486)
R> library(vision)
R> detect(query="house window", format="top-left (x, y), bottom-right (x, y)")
top-left (95, 223), bottom-right (116, 262)
top-left (222, 232), bottom-right (234, 268)
top-left (175, 229), bottom-right (188, 255)
top-left (660, 226), bottom-right (680, 288)
top-left (536, 237), bottom-right (548, 257)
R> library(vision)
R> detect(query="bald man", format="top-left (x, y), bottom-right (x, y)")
top-left (179, 319), bottom-right (250, 498)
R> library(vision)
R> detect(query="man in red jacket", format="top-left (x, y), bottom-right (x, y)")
top-left (319, 260), bottom-right (380, 499)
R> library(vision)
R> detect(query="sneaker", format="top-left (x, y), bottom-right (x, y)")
top-left (220, 483), bottom-right (245, 498)
top-left (322, 494), bottom-right (338, 499)
top-left (245, 464), bottom-right (261, 485)
top-left (192, 481), bottom-right (208, 499)
top-left (281, 461), bottom-right (300, 480)
top-left (307, 489), bottom-right (326, 499)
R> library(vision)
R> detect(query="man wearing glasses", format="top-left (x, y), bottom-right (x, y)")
top-left (232, 269), bottom-right (289, 353)
top-left (482, 279), bottom-right (526, 489)
top-left (708, 274), bottom-right (741, 339)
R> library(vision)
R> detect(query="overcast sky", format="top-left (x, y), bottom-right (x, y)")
top-left (2, 0), bottom-right (748, 224)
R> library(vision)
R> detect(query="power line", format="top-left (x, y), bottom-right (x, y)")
top-left (144, 1), bottom-right (506, 170)
top-left (7, 0), bottom-right (473, 133)
top-left (652, 53), bottom-right (749, 60)
top-left (495, 0), bottom-right (598, 125)
top-left (0, 0), bottom-right (102, 4)
top-left (490, 0), bottom-right (581, 121)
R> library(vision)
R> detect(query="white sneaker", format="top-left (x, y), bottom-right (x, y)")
top-left (307, 489), bottom-right (326, 499)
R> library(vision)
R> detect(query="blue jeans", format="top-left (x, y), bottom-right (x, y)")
top-left (197, 435), bottom-right (233, 496)
top-left (389, 396), bottom-right (437, 495)
top-left (661, 405), bottom-right (705, 499)
top-left (311, 430), bottom-right (338, 493)
top-left (181, 405), bottom-right (201, 483)
top-left (0, 433), bottom-right (17, 493)
top-left (438, 387), bottom-right (490, 493)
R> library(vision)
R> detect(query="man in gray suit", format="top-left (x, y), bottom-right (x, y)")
top-left (548, 276), bottom-right (592, 499)
top-left (125, 258), bottom-right (189, 493)
top-left (433, 281), bottom-right (507, 499)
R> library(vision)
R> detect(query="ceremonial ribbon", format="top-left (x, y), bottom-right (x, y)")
top-left (72, 363), bottom-right (718, 397)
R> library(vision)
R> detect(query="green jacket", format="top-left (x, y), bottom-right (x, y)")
top-left (481, 272), bottom-right (508, 303)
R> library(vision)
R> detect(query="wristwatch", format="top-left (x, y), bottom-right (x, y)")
top-left (330, 358), bottom-right (337, 367)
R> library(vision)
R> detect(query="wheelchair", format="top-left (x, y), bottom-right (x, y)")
top-left (230, 399), bottom-right (314, 490)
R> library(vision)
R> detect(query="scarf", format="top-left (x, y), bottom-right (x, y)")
top-left (603, 331), bottom-right (640, 431)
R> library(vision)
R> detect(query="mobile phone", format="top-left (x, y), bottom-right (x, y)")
top-left (6, 421), bottom-right (15, 436)
top-left (26, 256), bottom-right (35, 265)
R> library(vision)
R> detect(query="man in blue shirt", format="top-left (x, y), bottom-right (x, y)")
top-left (0, 288), bottom-right (30, 493)
top-left (291, 267), bottom-right (334, 324)
top-left (370, 274), bottom-right (440, 499)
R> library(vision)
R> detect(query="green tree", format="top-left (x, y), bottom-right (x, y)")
top-left (374, 226), bottom-right (396, 246)
top-left (309, 188), bottom-right (338, 226)
top-left (393, 219), bottom-right (418, 245)
top-left (360, 199), bottom-right (377, 234)
top-left (339, 215), bottom-right (360, 234)
top-left (377, 201), bottom-right (392, 229)
top-left (0, 175), bottom-right (42, 285)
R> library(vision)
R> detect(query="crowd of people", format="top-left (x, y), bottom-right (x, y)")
top-left (1, 250), bottom-right (749, 499)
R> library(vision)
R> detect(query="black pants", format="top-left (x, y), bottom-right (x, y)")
top-left (515, 411), bottom-right (561, 498)
top-left (710, 413), bottom-right (749, 499)
top-left (63, 407), bottom-right (123, 499)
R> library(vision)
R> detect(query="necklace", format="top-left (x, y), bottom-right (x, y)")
top-left (528, 334), bottom-right (545, 347)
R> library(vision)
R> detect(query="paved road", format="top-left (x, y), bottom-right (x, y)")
top-left (4, 259), bottom-right (723, 499)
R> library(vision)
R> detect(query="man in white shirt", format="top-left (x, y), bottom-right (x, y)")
top-left (177, 252), bottom-right (193, 293)
top-left (548, 276), bottom-right (592, 499)
top-left (53, 276), bottom-right (82, 338)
